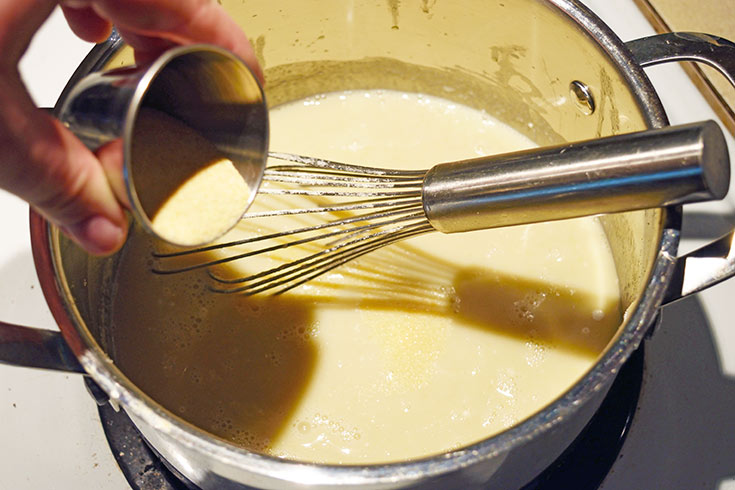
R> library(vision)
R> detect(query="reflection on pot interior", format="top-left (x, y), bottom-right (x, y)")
top-left (111, 89), bottom-right (622, 464)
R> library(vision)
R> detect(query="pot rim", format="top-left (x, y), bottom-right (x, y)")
top-left (32, 0), bottom-right (680, 486)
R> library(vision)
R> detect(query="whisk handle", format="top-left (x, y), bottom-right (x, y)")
top-left (422, 121), bottom-right (729, 233)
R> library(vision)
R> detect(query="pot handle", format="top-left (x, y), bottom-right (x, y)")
top-left (0, 321), bottom-right (84, 373)
top-left (626, 32), bottom-right (735, 305)
top-left (0, 321), bottom-right (110, 404)
top-left (626, 32), bottom-right (735, 85)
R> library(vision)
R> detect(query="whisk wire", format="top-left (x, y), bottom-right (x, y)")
top-left (153, 203), bottom-right (426, 274)
top-left (267, 152), bottom-right (426, 177)
top-left (210, 221), bottom-right (434, 295)
top-left (233, 197), bottom-right (421, 219)
top-left (263, 169), bottom-right (424, 188)
top-left (151, 122), bottom-right (722, 295)
top-left (258, 188), bottom-right (421, 198)
top-left (152, 151), bottom-right (432, 294)
top-left (206, 212), bottom-right (428, 286)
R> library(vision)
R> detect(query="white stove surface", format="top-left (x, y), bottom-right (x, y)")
top-left (1, 2), bottom-right (734, 489)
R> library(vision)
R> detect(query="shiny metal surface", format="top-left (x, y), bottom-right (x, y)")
top-left (627, 32), bottom-right (735, 85)
top-left (627, 32), bottom-right (735, 303)
top-left (5, 1), bottom-right (735, 489)
top-left (664, 230), bottom-right (735, 304)
top-left (42, 0), bottom-right (675, 484)
top-left (56, 44), bottom-right (268, 246)
top-left (0, 320), bottom-right (83, 373)
top-left (152, 121), bottom-right (728, 296)
top-left (425, 121), bottom-right (729, 232)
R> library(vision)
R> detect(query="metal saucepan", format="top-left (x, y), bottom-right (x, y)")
top-left (4, 0), bottom-right (735, 488)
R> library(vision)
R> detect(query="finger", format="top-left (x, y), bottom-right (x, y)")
top-left (0, 0), bottom-right (56, 67)
top-left (96, 138), bottom-right (131, 209)
top-left (30, 117), bottom-right (129, 255)
top-left (0, 76), bottom-right (128, 255)
top-left (62, 0), bottom-right (263, 82)
top-left (114, 28), bottom-right (177, 66)
top-left (0, 1), bottom-right (126, 254)
top-left (61, 212), bottom-right (129, 255)
top-left (60, 4), bottom-right (112, 43)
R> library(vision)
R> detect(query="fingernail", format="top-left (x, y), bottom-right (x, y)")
top-left (67, 215), bottom-right (127, 255)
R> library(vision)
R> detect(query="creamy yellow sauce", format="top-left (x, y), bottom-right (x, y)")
top-left (112, 90), bottom-right (621, 464)
top-left (131, 108), bottom-right (250, 246)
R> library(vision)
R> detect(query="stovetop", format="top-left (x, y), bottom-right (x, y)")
top-left (2, 1), bottom-right (735, 489)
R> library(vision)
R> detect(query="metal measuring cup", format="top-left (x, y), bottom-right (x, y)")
top-left (55, 44), bottom-right (268, 246)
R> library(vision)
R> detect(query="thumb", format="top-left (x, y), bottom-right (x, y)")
top-left (0, 76), bottom-right (128, 255)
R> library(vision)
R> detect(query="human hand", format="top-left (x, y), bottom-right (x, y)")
top-left (0, 0), bottom-right (262, 255)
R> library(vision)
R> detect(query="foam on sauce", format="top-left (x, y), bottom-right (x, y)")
top-left (131, 108), bottom-right (250, 246)
top-left (112, 90), bottom-right (622, 464)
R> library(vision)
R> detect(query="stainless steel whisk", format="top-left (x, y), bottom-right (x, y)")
top-left (152, 121), bottom-right (729, 295)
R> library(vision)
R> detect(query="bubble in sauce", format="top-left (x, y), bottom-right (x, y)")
top-left (524, 340), bottom-right (547, 367)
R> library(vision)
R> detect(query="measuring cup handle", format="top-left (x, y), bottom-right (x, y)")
top-left (626, 32), bottom-right (735, 304)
